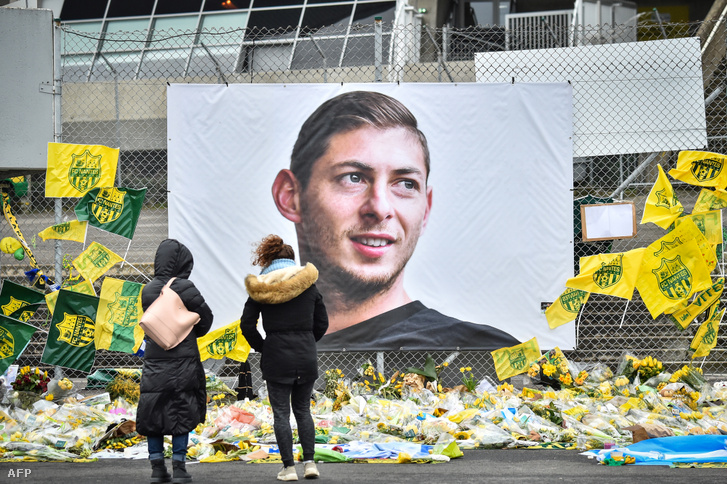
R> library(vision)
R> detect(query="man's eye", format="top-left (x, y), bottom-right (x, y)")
top-left (347, 174), bottom-right (362, 183)
top-left (396, 180), bottom-right (417, 190)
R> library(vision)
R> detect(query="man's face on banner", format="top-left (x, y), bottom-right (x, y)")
top-left (298, 125), bottom-right (433, 292)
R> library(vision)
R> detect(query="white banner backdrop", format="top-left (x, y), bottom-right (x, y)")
top-left (476, 37), bottom-right (707, 157)
top-left (168, 83), bottom-right (575, 349)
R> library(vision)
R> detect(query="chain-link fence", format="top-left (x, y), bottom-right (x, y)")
top-left (6, 18), bottom-right (727, 392)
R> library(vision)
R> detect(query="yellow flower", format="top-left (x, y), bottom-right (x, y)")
top-left (442, 362), bottom-right (449, 367)
top-left (45, 394), bottom-right (54, 401)
top-left (459, 367), bottom-right (465, 373)
top-left (542, 363), bottom-right (557, 377)
top-left (465, 367), bottom-right (472, 372)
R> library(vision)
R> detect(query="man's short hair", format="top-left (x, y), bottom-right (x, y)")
top-left (290, 91), bottom-right (430, 192)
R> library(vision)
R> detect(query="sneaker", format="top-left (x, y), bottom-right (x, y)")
top-left (277, 466), bottom-right (298, 482)
top-left (304, 462), bottom-right (319, 479)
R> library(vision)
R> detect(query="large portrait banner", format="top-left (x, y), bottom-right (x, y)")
top-left (168, 82), bottom-right (574, 350)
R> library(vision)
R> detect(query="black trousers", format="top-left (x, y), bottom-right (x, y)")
top-left (266, 379), bottom-right (316, 467)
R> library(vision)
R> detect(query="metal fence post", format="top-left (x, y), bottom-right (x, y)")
top-left (374, 16), bottom-right (383, 82)
top-left (53, 22), bottom-right (63, 285)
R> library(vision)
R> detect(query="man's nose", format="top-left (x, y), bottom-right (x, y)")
top-left (360, 183), bottom-right (393, 221)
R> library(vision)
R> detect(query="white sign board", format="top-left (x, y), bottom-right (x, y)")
top-left (476, 37), bottom-right (707, 157)
top-left (581, 202), bottom-right (637, 241)
top-left (0, 8), bottom-right (54, 173)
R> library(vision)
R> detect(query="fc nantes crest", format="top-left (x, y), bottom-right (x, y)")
top-left (653, 256), bottom-right (692, 300)
top-left (56, 313), bottom-right (95, 347)
top-left (559, 288), bottom-right (587, 314)
top-left (68, 150), bottom-right (102, 192)
top-left (1, 296), bottom-right (28, 318)
top-left (691, 157), bottom-right (724, 182)
top-left (52, 222), bottom-right (71, 235)
top-left (206, 328), bottom-right (238, 357)
top-left (91, 187), bottom-right (125, 224)
top-left (507, 348), bottom-right (528, 371)
top-left (106, 293), bottom-right (139, 328)
top-left (90, 246), bottom-right (112, 268)
top-left (654, 188), bottom-right (681, 211)
top-left (593, 255), bottom-right (623, 289)
top-left (0, 326), bottom-right (14, 359)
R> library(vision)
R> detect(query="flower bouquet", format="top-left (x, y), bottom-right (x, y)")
top-left (527, 347), bottom-right (574, 390)
top-left (11, 366), bottom-right (50, 394)
top-left (45, 377), bottom-right (75, 402)
top-left (615, 352), bottom-right (641, 383)
top-left (9, 366), bottom-right (51, 410)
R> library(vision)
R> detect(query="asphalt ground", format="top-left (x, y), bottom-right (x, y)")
top-left (1, 449), bottom-right (725, 484)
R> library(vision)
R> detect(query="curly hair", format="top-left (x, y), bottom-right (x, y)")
top-left (251, 234), bottom-right (295, 267)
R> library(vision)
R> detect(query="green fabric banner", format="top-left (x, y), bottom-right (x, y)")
top-left (96, 277), bottom-right (145, 354)
top-left (0, 280), bottom-right (45, 323)
top-left (41, 290), bottom-right (99, 373)
top-left (0, 315), bottom-right (38, 375)
top-left (74, 186), bottom-right (146, 239)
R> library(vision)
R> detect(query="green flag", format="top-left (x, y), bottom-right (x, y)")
top-left (74, 186), bottom-right (146, 239)
top-left (0, 280), bottom-right (45, 323)
top-left (41, 290), bottom-right (99, 373)
top-left (95, 277), bottom-right (145, 354)
top-left (0, 315), bottom-right (38, 375)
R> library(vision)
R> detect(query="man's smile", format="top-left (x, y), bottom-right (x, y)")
top-left (353, 236), bottom-right (394, 247)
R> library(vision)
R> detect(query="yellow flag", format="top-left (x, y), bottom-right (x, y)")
top-left (491, 337), bottom-right (541, 381)
top-left (636, 219), bottom-right (714, 318)
top-left (641, 164), bottom-right (684, 229)
top-left (673, 210), bottom-right (723, 247)
top-left (668, 277), bottom-right (724, 330)
top-left (95, 277), bottom-right (145, 353)
top-left (689, 304), bottom-right (723, 358)
top-left (693, 188), bottom-right (727, 213)
top-left (45, 279), bottom-right (95, 316)
top-left (38, 220), bottom-right (88, 243)
top-left (45, 142), bottom-right (119, 198)
top-left (72, 241), bottom-right (123, 283)
top-left (545, 288), bottom-right (589, 329)
top-left (197, 320), bottom-right (251, 362)
top-left (660, 216), bottom-right (717, 272)
top-left (663, 298), bottom-right (689, 315)
top-left (565, 248), bottom-right (645, 300)
top-left (669, 150), bottom-right (727, 189)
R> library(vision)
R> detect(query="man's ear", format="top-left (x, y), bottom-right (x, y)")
top-left (421, 185), bottom-right (433, 231)
top-left (272, 169), bottom-right (302, 223)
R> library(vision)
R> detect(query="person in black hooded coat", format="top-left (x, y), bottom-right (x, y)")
top-left (136, 239), bottom-right (213, 484)
top-left (241, 235), bottom-right (328, 481)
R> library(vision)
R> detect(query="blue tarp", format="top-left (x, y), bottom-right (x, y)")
top-left (583, 435), bottom-right (727, 465)
top-left (328, 441), bottom-right (434, 459)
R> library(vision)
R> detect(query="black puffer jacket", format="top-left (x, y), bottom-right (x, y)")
top-left (136, 239), bottom-right (213, 437)
top-left (241, 262), bottom-right (328, 384)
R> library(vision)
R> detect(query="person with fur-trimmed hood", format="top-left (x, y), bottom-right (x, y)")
top-left (241, 234), bottom-right (328, 481)
top-left (137, 239), bottom-right (213, 484)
